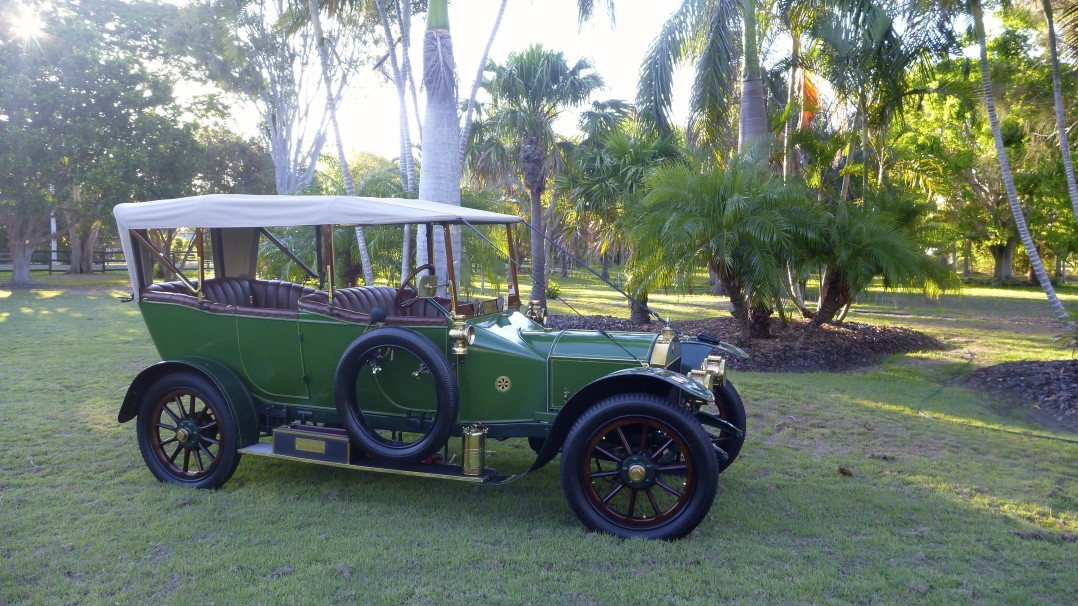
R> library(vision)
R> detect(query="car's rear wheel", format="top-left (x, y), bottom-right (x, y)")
top-left (560, 393), bottom-right (718, 540)
top-left (136, 371), bottom-right (240, 489)
top-left (334, 327), bottom-right (458, 463)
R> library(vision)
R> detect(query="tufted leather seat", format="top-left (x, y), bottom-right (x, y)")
top-left (297, 286), bottom-right (449, 326)
top-left (141, 278), bottom-right (316, 318)
top-left (141, 281), bottom-right (202, 308)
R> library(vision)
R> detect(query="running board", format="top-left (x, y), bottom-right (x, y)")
top-left (238, 442), bottom-right (498, 483)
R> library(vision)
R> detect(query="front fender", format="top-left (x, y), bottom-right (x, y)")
top-left (117, 358), bottom-right (260, 448)
top-left (529, 366), bottom-right (714, 471)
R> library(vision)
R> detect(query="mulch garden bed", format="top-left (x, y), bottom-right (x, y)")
top-left (547, 314), bottom-right (1077, 427)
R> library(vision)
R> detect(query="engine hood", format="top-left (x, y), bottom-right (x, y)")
top-left (543, 329), bottom-right (657, 363)
top-left (468, 311), bottom-right (661, 365)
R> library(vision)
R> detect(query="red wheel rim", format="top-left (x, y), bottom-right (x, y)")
top-left (149, 389), bottom-right (223, 480)
top-left (581, 416), bottom-right (695, 527)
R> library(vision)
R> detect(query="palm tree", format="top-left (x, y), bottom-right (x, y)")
top-left (414, 0), bottom-right (461, 290)
top-left (578, 0), bottom-right (772, 159)
top-left (628, 156), bottom-right (818, 343)
top-left (969, 0), bottom-right (1071, 323)
top-left (476, 44), bottom-right (604, 308)
top-left (796, 193), bottom-right (957, 345)
top-left (559, 120), bottom-right (684, 322)
top-left (1033, 0), bottom-right (1078, 223)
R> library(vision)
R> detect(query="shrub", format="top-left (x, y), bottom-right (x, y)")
top-left (545, 280), bottom-right (562, 300)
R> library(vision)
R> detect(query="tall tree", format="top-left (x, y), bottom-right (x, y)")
top-left (0, 1), bottom-right (200, 283)
top-left (477, 44), bottom-right (604, 308)
top-left (414, 0), bottom-right (461, 290)
top-left (969, 0), bottom-right (1071, 322)
top-left (190, 0), bottom-right (364, 194)
top-left (578, 0), bottom-right (742, 157)
top-left (1035, 0), bottom-right (1078, 223)
top-left (303, 0), bottom-right (375, 285)
top-left (628, 156), bottom-right (819, 343)
top-left (559, 120), bottom-right (682, 322)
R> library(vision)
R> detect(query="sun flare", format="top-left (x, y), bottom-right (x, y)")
top-left (8, 4), bottom-right (45, 42)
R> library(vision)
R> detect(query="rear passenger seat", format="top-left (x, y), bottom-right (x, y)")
top-left (297, 286), bottom-right (448, 325)
top-left (141, 278), bottom-right (316, 318)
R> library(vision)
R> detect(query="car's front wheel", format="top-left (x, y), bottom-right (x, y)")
top-left (710, 380), bottom-right (747, 471)
top-left (560, 393), bottom-right (719, 540)
top-left (135, 371), bottom-right (240, 489)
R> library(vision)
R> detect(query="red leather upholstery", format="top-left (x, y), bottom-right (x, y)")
top-left (202, 278), bottom-right (254, 307)
top-left (141, 281), bottom-right (201, 308)
top-left (251, 280), bottom-right (316, 310)
top-left (297, 286), bottom-right (449, 326)
top-left (141, 278), bottom-right (316, 318)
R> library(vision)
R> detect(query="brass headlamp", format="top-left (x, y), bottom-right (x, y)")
top-left (688, 354), bottom-right (726, 390)
top-left (449, 315), bottom-right (475, 355)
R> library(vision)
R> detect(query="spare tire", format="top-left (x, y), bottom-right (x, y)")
top-left (334, 327), bottom-right (458, 462)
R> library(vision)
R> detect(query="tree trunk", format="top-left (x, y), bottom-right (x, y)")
top-left (521, 134), bottom-right (547, 307)
top-left (797, 267), bottom-right (848, 347)
top-left (1042, 0), bottom-right (1078, 224)
top-left (375, 0), bottom-right (418, 283)
top-left (709, 265), bottom-right (726, 296)
top-left (309, 0), bottom-right (374, 286)
top-left (395, 0), bottom-right (422, 138)
top-left (416, 2), bottom-right (462, 292)
top-left (600, 253), bottom-right (610, 281)
top-left (749, 301), bottom-right (772, 338)
top-left (527, 186), bottom-right (546, 306)
top-left (835, 301), bottom-right (851, 323)
top-left (1, 208), bottom-right (48, 286)
top-left (988, 238), bottom-right (1017, 281)
top-left (715, 261), bottom-right (751, 345)
top-left (972, 0), bottom-right (1071, 325)
top-left (629, 290), bottom-right (650, 325)
top-left (67, 221), bottom-right (101, 274)
top-left (459, 0), bottom-right (508, 169)
top-left (738, 0), bottom-right (768, 162)
top-left (783, 32), bottom-right (801, 180)
top-left (783, 263), bottom-right (812, 318)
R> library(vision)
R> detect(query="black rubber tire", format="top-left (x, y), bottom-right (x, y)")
top-left (560, 393), bottom-right (719, 540)
top-left (334, 327), bottom-right (458, 462)
top-left (711, 380), bottom-right (747, 472)
top-left (136, 371), bottom-right (240, 489)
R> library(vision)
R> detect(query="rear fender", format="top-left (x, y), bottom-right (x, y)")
top-left (528, 367), bottom-right (714, 471)
top-left (118, 358), bottom-right (260, 448)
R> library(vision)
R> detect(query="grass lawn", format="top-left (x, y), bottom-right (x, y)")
top-left (1, 274), bottom-right (1075, 605)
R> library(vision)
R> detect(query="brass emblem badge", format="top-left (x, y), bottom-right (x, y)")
top-left (495, 376), bottom-right (511, 392)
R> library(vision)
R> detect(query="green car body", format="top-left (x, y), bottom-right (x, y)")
top-left (113, 194), bottom-right (747, 539)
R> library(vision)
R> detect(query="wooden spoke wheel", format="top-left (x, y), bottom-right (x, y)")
top-left (560, 393), bottom-right (718, 540)
top-left (136, 371), bottom-right (240, 489)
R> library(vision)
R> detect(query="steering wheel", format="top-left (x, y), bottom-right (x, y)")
top-left (395, 263), bottom-right (436, 308)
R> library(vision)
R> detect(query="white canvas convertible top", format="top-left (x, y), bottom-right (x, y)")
top-left (114, 194), bottom-right (521, 296)
top-left (113, 194), bottom-right (521, 230)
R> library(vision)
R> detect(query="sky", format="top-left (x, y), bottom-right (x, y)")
top-left (227, 0), bottom-right (690, 159)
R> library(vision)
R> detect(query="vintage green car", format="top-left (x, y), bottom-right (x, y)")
top-left (113, 194), bottom-right (747, 539)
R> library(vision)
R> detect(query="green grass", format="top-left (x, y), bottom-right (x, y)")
top-left (1, 277), bottom-right (1075, 605)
